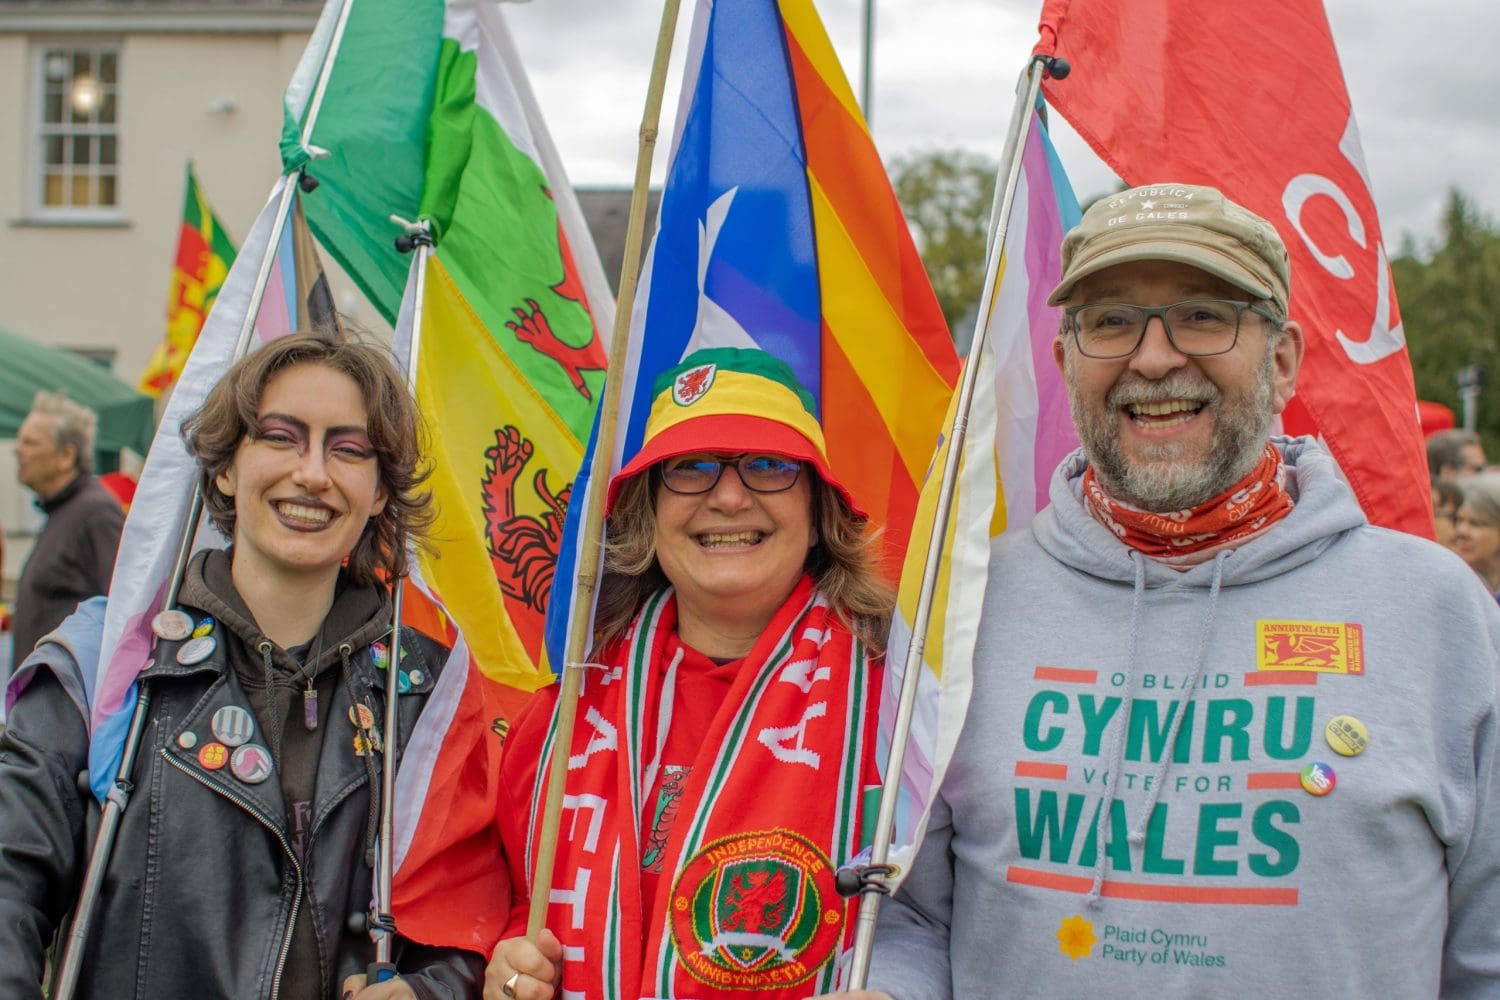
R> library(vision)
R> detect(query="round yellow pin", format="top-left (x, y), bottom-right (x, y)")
top-left (1325, 715), bottom-right (1369, 757)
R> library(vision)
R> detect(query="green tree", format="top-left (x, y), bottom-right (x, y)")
top-left (889, 149), bottom-right (997, 337)
top-left (1394, 189), bottom-right (1500, 451)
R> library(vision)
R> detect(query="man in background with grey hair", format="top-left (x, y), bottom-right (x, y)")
top-left (13, 390), bottom-right (123, 658)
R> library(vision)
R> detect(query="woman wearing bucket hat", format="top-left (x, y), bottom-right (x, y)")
top-left (486, 347), bottom-right (892, 1000)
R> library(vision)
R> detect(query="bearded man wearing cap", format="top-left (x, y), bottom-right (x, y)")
top-left (861, 184), bottom-right (1500, 999)
top-left (487, 347), bottom-right (894, 999)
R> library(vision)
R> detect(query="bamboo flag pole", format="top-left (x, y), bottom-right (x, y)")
top-left (52, 2), bottom-right (362, 993)
top-left (844, 53), bottom-right (1067, 988)
top-left (527, 0), bottom-right (684, 939)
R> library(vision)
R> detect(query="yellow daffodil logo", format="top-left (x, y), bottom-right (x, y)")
top-left (1056, 913), bottom-right (1097, 961)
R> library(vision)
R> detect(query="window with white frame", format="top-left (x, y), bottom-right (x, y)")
top-left (34, 44), bottom-right (121, 216)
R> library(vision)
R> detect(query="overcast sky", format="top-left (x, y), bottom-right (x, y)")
top-left (503, 0), bottom-right (1500, 252)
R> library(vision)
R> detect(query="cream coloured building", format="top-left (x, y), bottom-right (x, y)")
top-left (0, 0), bottom-right (366, 592)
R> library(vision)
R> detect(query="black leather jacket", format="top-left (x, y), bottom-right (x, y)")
top-left (0, 558), bottom-right (485, 999)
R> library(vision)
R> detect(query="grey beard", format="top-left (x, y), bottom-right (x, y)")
top-left (1066, 351), bottom-right (1276, 512)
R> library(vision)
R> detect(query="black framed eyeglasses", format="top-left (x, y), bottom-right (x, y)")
top-left (1064, 298), bottom-right (1279, 359)
top-left (659, 453), bottom-right (803, 495)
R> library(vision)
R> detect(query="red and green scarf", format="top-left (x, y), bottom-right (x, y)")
top-left (524, 575), bottom-right (878, 998)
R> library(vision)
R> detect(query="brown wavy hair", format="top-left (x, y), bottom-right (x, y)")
top-left (592, 467), bottom-right (894, 654)
top-left (180, 330), bottom-right (432, 587)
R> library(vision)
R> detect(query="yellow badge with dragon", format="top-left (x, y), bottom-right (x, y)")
top-left (1256, 620), bottom-right (1365, 675)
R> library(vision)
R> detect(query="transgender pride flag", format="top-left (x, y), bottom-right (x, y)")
top-left (879, 109), bottom-right (1081, 884)
top-left (545, 0), bottom-right (958, 670)
top-left (66, 178), bottom-right (313, 802)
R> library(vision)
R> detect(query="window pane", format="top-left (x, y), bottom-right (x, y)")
top-left (70, 82), bottom-right (94, 124)
top-left (34, 45), bottom-right (121, 212)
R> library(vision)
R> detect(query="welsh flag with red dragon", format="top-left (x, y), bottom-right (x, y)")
top-left (283, 0), bottom-right (614, 952)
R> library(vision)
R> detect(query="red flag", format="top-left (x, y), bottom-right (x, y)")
top-left (1035, 0), bottom-right (1431, 537)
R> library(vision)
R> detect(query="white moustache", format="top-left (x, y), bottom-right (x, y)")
top-left (1108, 373), bottom-right (1220, 409)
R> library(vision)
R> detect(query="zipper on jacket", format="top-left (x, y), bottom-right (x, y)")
top-left (162, 749), bottom-right (305, 999)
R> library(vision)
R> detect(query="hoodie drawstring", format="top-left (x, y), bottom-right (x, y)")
top-left (1086, 548), bottom-right (1231, 908)
top-left (258, 641), bottom-right (281, 768)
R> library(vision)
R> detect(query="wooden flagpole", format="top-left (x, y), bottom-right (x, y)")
top-left (527, 0), bottom-right (685, 939)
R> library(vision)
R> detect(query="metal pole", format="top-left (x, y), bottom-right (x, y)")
top-left (860, 0), bottom-right (875, 123)
top-left (844, 55), bottom-right (1055, 988)
top-left (527, 0), bottom-right (684, 940)
top-left (366, 232), bottom-right (432, 981)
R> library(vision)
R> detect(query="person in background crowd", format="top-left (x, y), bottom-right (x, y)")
top-left (1428, 428), bottom-right (1487, 482)
top-left (489, 347), bottom-right (890, 1000)
top-left (865, 184), bottom-right (1500, 999)
top-left (1455, 473), bottom-right (1500, 601)
top-left (1433, 476), bottom-right (1463, 548)
top-left (0, 332), bottom-right (490, 998)
top-left (12, 391), bottom-right (124, 660)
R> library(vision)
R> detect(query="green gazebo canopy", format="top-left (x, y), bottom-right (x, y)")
top-left (0, 327), bottom-right (155, 459)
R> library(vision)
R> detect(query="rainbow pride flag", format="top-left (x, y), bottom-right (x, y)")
top-left (545, 0), bottom-right (958, 669)
top-left (879, 109), bottom-right (1080, 882)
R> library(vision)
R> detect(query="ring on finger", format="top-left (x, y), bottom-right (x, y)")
top-left (502, 971), bottom-right (522, 998)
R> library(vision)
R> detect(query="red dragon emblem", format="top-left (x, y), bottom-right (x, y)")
top-left (505, 194), bottom-right (606, 402)
top-left (1264, 632), bottom-right (1340, 667)
top-left (482, 426), bottom-right (570, 619)
top-left (674, 364), bottom-right (716, 406)
top-left (723, 868), bottom-right (790, 934)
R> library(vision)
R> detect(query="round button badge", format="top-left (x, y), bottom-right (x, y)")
top-left (151, 609), bottom-right (194, 642)
top-left (230, 744), bottom-right (274, 785)
top-left (197, 742), bottom-right (229, 771)
top-left (1325, 715), bottom-right (1369, 757)
top-left (1300, 761), bottom-right (1336, 797)
top-left (211, 705), bottom-right (256, 748)
top-left (176, 635), bottom-right (217, 666)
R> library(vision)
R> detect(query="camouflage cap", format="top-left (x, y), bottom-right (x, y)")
top-left (1047, 184), bottom-right (1290, 314)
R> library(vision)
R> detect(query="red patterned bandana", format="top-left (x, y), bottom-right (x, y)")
top-left (1082, 443), bottom-right (1295, 565)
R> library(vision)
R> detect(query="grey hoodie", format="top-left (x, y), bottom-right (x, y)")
top-left (869, 437), bottom-right (1500, 999)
